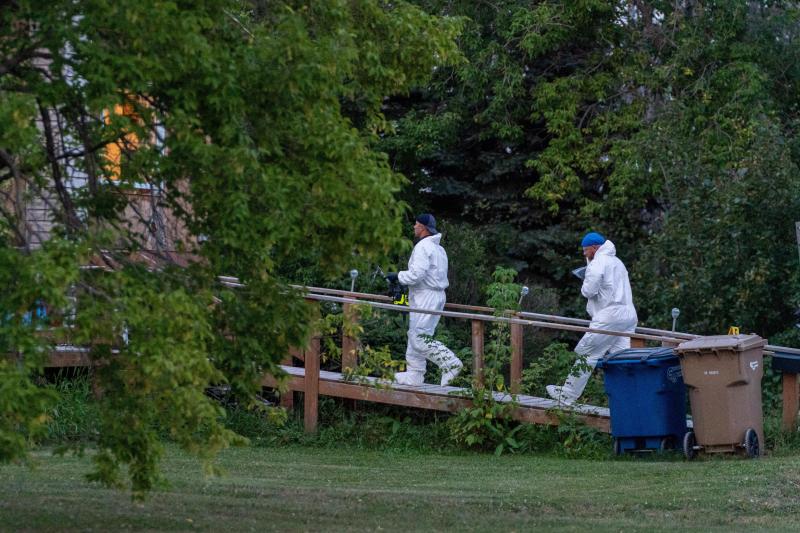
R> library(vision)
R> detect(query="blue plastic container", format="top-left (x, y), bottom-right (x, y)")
top-left (596, 347), bottom-right (687, 454)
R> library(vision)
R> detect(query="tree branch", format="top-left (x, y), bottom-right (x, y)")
top-left (53, 135), bottom-right (120, 162)
top-left (0, 147), bottom-right (22, 182)
top-left (38, 101), bottom-right (84, 232)
top-left (0, 43), bottom-right (45, 78)
top-left (0, 186), bottom-right (41, 250)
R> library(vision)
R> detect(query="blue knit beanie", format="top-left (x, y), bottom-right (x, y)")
top-left (581, 232), bottom-right (605, 247)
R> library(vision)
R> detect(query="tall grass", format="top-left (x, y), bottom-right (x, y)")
top-left (224, 397), bottom-right (455, 452)
top-left (40, 375), bottom-right (800, 458)
top-left (44, 372), bottom-right (99, 444)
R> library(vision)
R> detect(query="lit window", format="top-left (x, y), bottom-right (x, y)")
top-left (103, 96), bottom-right (144, 182)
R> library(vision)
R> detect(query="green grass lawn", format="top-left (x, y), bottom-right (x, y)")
top-left (3, 445), bottom-right (800, 531)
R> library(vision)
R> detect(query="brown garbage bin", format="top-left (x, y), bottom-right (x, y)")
top-left (675, 334), bottom-right (766, 459)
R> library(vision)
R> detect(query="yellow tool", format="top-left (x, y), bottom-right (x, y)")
top-left (728, 326), bottom-right (740, 335)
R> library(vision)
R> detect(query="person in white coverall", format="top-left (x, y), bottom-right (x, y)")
top-left (386, 214), bottom-right (463, 387)
top-left (546, 232), bottom-right (638, 405)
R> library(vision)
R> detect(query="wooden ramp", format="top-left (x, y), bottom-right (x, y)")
top-left (43, 284), bottom-right (763, 434)
top-left (43, 345), bottom-right (611, 432)
top-left (262, 365), bottom-right (611, 433)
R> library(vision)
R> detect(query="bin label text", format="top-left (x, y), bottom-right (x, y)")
top-left (667, 366), bottom-right (682, 383)
top-left (704, 370), bottom-right (720, 375)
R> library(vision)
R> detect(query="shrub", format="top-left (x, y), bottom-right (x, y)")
top-left (520, 341), bottom-right (606, 407)
top-left (448, 388), bottom-right (523, 455)
top-left (448, 266), bottom-right (524, 453)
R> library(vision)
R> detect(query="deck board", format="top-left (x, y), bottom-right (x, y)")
top-left (273, 364), bottom-right (611, 420)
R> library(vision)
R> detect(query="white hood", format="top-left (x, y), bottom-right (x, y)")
top-left (581, 240), bottom-right (637, 322)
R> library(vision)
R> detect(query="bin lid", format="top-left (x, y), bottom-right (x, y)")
top-left (601, 347), bottom-right (677, 364)
top-left (676, 334), bottom-right (766, 354)
top-left (772, 352), bottom-right (800, 374)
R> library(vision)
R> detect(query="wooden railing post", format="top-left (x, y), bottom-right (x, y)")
top-left (279, 346), bottom-right (303, 410)
top-left (510, 322), bottom-right (523, 394)
top-left (91, 367), bottom-right (104, 400)
top-left (630, 336), bottom-right (646, 349)
top-left (279, 389), bottom-right (294, 410)
top-left (342, 303), bottom-right (358, 372)
top-left (471, 319), bottom-right (485, 387)
top-left (782, 372), bottom-right (799, 431)
top-left (304, 335), bottom-right (321, 433)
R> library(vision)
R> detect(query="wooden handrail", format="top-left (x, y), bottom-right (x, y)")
top-left (296, 285), bottom-right (800, 356)
top-left (303, 292), bottom-right (686, 344)
top-left (292, 284), bottom-right (700, 339)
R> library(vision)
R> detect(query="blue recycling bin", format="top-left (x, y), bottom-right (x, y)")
top-left (772, 352), bottom-right (800, 374)
top-left (596, 347), bottom-right (688, 454)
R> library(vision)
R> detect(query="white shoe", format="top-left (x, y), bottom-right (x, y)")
top-left (440, 363), bottom-right (463, 387)
top-left (394, 371), bottom-right (425, 386)
top-left (546, 385), bottom-right (576, 405)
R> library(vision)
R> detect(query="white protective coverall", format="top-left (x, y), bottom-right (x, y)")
top-left (547, 240), bottom-right (638, 404)
top-left (393, 233), bottom-right (463, 386)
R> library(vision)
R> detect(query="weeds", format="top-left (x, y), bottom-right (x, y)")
top-left (226, 397), bottom-right (454, 452)
top-left (38, 371), bottom-right (800, 459)
top-left (448, 388), bottom-right (523, 455)
top-left (521, 341), bottom-right (606, 407)
top-left (44, 372), bottom-right (99, 444)
top-left (447, 267), bottom-right (526, 453)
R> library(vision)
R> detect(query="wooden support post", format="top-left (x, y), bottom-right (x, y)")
top-left (630, 336), bottom-right (646, 349)
top-left (471, 320), bottom-right (485, 387)
top-left (341, 303), bottom-right (358, 372)
top-left (280, 355), bottom-right (294, 411)
top-left (279, 349), bottom-right (300, 410)
top-left (91, 367), bottom-right (104, 400)
top-left (279, 389), bottom-right (294, 410)
top-left (304, 335), bottom-right (321, 433)
top-left (782, 372), bottom-right (799, 431)
top-left (510, 322), bottom-right (523, 394)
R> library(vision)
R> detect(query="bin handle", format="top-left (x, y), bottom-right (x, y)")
top-left (603, 352), bottom-right (651, 363)
top-left (603, 349), bottom-right (674, 363)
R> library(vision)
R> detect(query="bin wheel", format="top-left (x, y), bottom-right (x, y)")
top-left (744, 428), bottom-right (760, 459)
top-left (682, 431), bottom-right (697, 460)
top-left (613, 438), bottom-right (623, 456)
top-left (660, 436), bottom-right (676, 452)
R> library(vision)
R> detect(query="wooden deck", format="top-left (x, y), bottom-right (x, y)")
top-left (39, 282), bottom-right (742, 436)
top-left (262, 365), bottom-right (612, 432)
top-left (47, 345), bottom-right (91, 367)
top-left (43, 345), bottom-right (612, 432)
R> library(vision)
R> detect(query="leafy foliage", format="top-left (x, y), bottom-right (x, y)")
top-left (521, 341), bottom-right (606, 408)
top-left (0, 0), bottom-right (461, 494)
top-left (0, 239), bottom-right (81, 463)
top-left (7, 0), bottom-right (800, 493)
top-left (449, 266), bottom-right (524, 453)
top-left (386, 1), bottom-right (800, 339)
top-left (448, 387), bottom-right (524, 455)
